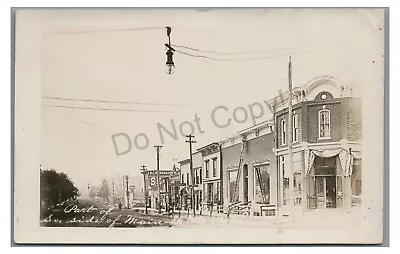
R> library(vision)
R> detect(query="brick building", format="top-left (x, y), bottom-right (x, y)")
top-left (270, 76), bottom-right (362, 211)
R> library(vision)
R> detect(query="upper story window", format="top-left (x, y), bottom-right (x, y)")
top-left (181, 174), bottom-right (184, 184)
top-left (187, 173), bottom-right (190, 185)
top-left (212, 158), bottom-right (217, 177)
top-left (280, 118), bottom-right (287, 145)
top-left (318, 109), bottom-right (331, 139)
top-left (205, 160), bottom-right (210, 178)
top-left (293, 114), bottom-right (299, 143)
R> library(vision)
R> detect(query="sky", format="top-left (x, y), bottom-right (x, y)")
top-left (39, 8), bottom-right (384, 196)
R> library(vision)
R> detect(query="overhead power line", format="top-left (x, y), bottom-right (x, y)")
top-left (46, 26), bottom-right (166, 35)
top-left (45, 110), bottom-right (98, 128)
top-left (43, 96), bottom-right (205, 107)
top-left (43, 104), bottom-right (176, 113)
top-left (171, 44), bottom-right (309, 56)
top-left (175, 49), bottom-right (309, 61)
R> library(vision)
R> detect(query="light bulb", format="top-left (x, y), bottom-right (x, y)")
top-left (166, 64), bottom-right (175, 75)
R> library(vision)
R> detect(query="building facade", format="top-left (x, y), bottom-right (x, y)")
top-left (221, 120), bottom-right (277, 215)
top-left (197, 143), bottom-right (222, 211)
top-left (270, 76), bottom-right (362, 211)
top-left (145, 169), bottom-right (173, 211)
top-left (169, 165), bottom-right (182, 211)
top-left (178, 159), bottom-right (191, 210)
top-left (178, 152), bottom-right (203, 212)
top-left (192, 151), bottom-right (203, 211)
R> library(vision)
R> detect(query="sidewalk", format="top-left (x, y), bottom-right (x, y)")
top-left (171, 206), bottom-right (364, 229)
top-left (131, 205), bottom-right (363, 230)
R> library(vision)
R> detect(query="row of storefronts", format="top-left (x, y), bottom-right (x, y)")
top-left (143, 76), bottom-right (363, 216)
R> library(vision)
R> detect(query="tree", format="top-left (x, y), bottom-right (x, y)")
top-left (98, 179), bottom-right (110, 200)
top-left (88, 186), bottom-right (97, 199)
top-left (40, 169), bottom-right (80, 209)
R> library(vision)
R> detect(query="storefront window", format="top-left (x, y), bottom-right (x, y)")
top-left (314, 156), bottom-right (336, 175)
top-left (254, 167), bottom-right (270, 204)
top-left (206, 183), bottom-right (212, 204)
top-left (283, 177), bottom-right (289, 205)
top-left (229, 170), bottom-right (238, 203)
top-left (215, 182), bottom-right (220, 204)
top-left (351, 159), bottom-right (362, 206)
top-left (294, 172), bottom-right (302, 205)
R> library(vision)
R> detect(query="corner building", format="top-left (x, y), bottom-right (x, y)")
top-left (270, 76), bottom-right (362, 211)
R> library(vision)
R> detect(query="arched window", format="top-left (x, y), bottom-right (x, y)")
top-left (280, 118), bottom-right (287, 145)
top-left (318, 109), bottom-right (331, 139)
top-left (293, 114), bottom-right (299, 142)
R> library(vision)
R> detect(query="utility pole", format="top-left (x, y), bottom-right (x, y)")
top-left (186, 134), bottom-right (197, 217)
top-left (124, 175), bottom-right (130, 209)
top-left (141, 165), bottom-right (148, 214)
top-left (154, 145), bottom-right (163, 214)
top-left (111, 181), bottom-right (115, 205)
top-left (287, 56), bottom-right (295, 222)
top-left (112, 181), bottom-right (115, 196)
top-left (130, 185), bottom-right (135, 199)
top-left (122, 176), bottom-right (125, 204)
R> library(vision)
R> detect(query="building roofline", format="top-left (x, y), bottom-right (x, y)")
top-left (178, 159), bottom-right (190, 164)
top-left (237, 120), bottom-right (274, 135)
top-left (265, 75), bottom-right (358, 107)
top-left (197, 142), bottom-right (220, 151)
top-left (145, 169), bottom-right (173, 171)
top-left (218, 120), bottom-right (274, 145)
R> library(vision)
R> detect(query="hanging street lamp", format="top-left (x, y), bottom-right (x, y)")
top-left (165, 26), bottom-right (175, 75)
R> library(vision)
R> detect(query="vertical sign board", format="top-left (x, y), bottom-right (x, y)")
top-left (149, 175), bottom-right (158, 191)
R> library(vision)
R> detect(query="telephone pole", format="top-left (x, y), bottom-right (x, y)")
top-left (154, 145), bottom-right (163, 214)
top-left (112, 181), bottom-right (115, 196)
top-left (141, 165), bottom-right (148, 214)
top-left (287, 56), bottom-right (295, 222)
top-left (124, 175), bottom-right (130, 209)
top-left (186, 134), bottom-right (197, 216)
top-left (112, 181), bottom-right (115, 205)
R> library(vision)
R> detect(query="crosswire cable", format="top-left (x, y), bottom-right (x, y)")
top-left (46, 26), bottom-right (166, 35)
top-left (43, 96), bottom-right (205, 107)
top-left (43, 104), bottom-right (177, 113)
top-left (171, 44), bottom-right (308, 55)
top-left (174, 49), bottom-right (309, 61)
top-left (45, 110), bottom-right (98, 128)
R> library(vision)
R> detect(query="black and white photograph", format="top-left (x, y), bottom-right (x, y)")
top-left (13, 8), bottom-right (385, 244)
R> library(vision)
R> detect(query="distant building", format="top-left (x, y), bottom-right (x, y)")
top-left (169, 165), bottom-right (181, 211)
top-left (145, 169), bottom-right (173, 210)
top-left (178, 152), bottom-right (203, 212)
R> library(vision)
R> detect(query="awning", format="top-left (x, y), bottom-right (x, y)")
top-left (306, 148), bottom-right (356, 177)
